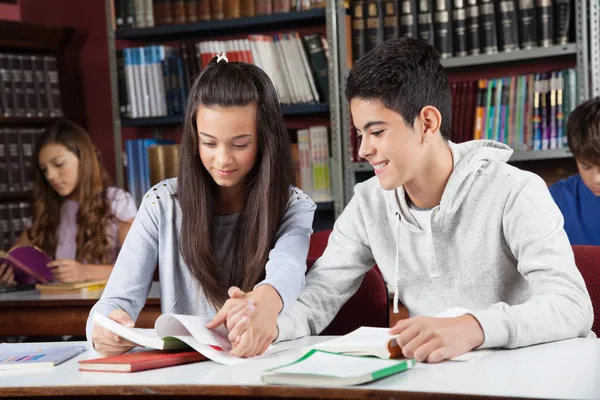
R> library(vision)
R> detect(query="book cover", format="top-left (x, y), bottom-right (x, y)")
top-left (79, 349), bottom-right (206, 372)
top-left (0, 346), bottom-right (85, 370)
top-left (1, 245), bottom-right (52, 284)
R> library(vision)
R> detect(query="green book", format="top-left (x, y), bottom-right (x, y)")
top-left (261, 349), bottom-right (416, 387)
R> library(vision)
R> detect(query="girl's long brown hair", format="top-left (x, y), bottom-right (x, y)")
top-left (178, 57), bottom-right (294, 309)
top-left (27, 120), bottom-right (114, 264)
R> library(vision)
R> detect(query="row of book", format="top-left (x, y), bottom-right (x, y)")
top-left (349, 68), bottom-right (577, 161)
top-left (117, 33), bottom-right (329, 119)
top-left (350, 0), bottom-right (573, 61)
top-left (0, 127), bottom-right (44, 193)
top-left (113, 0), bottom-right (325, 29)
top-left (125, 139), bottom-right (178, 206)
top-left (0, 202), bottom-right (30, 252)
top-left (0, 54), bottom-right (63, 119)
top-left (293, 125), bottom-right (332, 203)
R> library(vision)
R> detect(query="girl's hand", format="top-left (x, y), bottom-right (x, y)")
top-left (91, 309), bottom-right (138, 356)
top-left (48, 259), bottom-right (87, 283)
top-left (0, 262), bottom-right (15, 284)
top-left (206, 285), bottom-right (281, 358)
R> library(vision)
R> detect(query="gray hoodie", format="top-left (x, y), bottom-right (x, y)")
top-left (276, 140), bottom-right (594, 349)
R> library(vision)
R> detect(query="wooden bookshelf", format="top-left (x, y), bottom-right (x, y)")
top-left (0, 117), bottom-right (62, 126)
top-left (0, 19), bottom-right (74, 52)
top-left (115, 8), bottom-right (326, 41)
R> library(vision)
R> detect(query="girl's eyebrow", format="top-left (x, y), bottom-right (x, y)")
top-left (198, 132), bottom-right (252, 140)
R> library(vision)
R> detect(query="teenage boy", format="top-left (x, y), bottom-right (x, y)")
top-left (549, 97), bottom-right (600, 245)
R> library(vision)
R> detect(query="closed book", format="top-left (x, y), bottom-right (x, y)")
top-left (553, 0), bottom-right (570, 45)
top-left (79, 350), bottom-right (206, 373)
top-left (197, 0), bottom-right (210, 20)
top-left (0, 345), bottom-right (85, 370)
top-left (241, 0), bottom-right (256, 16)
top-left (496, 0), bottom-right (519, 52)
top-left (148, 144), bottom-right (180, 186)
top-left (184, 0), bottom-right (198, 22)
top-left (478, 0), bottom-right (498, 54)
top-left (351, 0), bottom-right (367, 62)
top-left (171, 0), bottom-right (186, 24)
top-left (433, 0), bottom-right (453, 58)
top-left (452, 0), bottom-right (468, 56)
top-left (35, 280), bottom-right (108, 295)
top-left (383, 0), bottom-right (399, 41)
top-left (365, 0), bottom-right (384, 52)
top-left (536, 0), bottom-right (553, 47)
top-left (417, 0), bottom-right (435, 45)
top-left (224, 0), bottom-right (241, 18)
top-left (517, 0), bottom-right (537, 48)
top-left (210, 0), bottom-right (225, 19)
top-left (398, 0), bottom-right (418, 38)
top-left (465, 0), bottom-right (480, 54)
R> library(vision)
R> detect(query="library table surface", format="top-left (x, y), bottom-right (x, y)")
top-left (0, 337), bottom-right (598, 400)
top-left (0, 282), bottom-right (161, 337)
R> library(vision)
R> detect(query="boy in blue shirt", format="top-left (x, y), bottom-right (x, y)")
top-left (549, 97), bottom-right (600, 245)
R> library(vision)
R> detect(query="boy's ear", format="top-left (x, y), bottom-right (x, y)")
top-left (418, 106), bottom-right (442, 143)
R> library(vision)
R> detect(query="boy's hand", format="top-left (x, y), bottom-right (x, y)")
top-left (0, 263), bottom-right (15, 284)
top-left (48, 259), bottom-right (87, 283)
top-left (389, 315), bottom-right (484, 363)
top-left (91, 309), bottom-right (138, 356)
top-left (206, 285), bottom-right (281, 357)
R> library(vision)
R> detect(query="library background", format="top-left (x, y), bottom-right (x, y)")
top-left (1, 0), bottom-right (600, 248)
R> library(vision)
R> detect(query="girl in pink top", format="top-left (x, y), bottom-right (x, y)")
top-left (0, 120), bottom-right (136, 284)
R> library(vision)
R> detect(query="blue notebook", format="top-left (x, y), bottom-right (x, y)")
top-left (0, 346), bottom-right (86, 370)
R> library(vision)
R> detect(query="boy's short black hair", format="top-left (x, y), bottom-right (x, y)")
top-left (567, 97), bottom-right (600, 165)
top-left (345, 37), bottom-right (452, 139)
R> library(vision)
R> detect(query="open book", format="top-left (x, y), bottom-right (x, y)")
top-left (0, 246), bottom-right (52, 284)
top-left (262, 349), bottom-right (416, 387)
top-left (93, 312), bottom-right (296, 365)
top-left (312, 327), bottom-right (492, 362)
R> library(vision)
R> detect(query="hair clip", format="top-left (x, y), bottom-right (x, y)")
top-left (216, 53), bottom-right (228, 63)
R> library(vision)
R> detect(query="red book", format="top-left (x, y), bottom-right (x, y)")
top-left (78, 350), bottom-right (207, 373)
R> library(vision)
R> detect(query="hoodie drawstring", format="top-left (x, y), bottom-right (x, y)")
top-left (393, 212), bottom-right (401, 314)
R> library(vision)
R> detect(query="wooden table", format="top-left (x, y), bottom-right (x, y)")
top-left (0, 283), bottom-right (161, 337)
top-left (0, 337), bottom-right (598, 399)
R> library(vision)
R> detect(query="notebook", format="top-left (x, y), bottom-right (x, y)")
top-left (262, 349), bottom-right (416, 387)
top-left (0, 246), bottom-right (52, 284)
top-left (0, 346), bottom-right (85, 370)
top-left (35, 280), bottom-right (107, 295)
top-left (312, 326), bottom-right (492, 362)
top-left (93, 312), bottom-right (299, 365)
top-left (79, 349), bottom-right (206, 373)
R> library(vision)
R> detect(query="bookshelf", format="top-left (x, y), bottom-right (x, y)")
top-left (0, 19), bottom-right (82, 251)
top-left (338, 1), bottom-right (596, 203)
top-left (115, 8), bottom-right (326, 41)
top-left (120, 103), bottom-right (330, 127)
top-left (104, 1), bottom-right (345, 224)
top-left (440, 44), bottom-right (577, 69)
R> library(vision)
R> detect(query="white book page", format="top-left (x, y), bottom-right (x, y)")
top-left (93, 313), bottom-right (164, 350)
top-left (312, 327), bottom-right (393, 355)
top-left (269, 351), bottom-right (410, 378)
top-left (155, 314), bottom-right (231, 351)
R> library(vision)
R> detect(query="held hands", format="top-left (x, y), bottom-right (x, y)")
top-left (48, 259), bottom-right (87, 283)
top-left (389, 314), bottom-right (485, 363)
top-left (206, 285), bottom-right (281, 358)
top-left (91, 309), bottom-right (138, 356)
